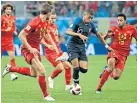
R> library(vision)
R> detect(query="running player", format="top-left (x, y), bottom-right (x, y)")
top-left (66, 9), bottom-right (112, 93)
top-left (96, 13), bottom-right (137, 93)
top-left (43, 11), bottom-right (72, 90)
top-left (1, 3), bottom-right (18, 80)
top-left (2, 3), bottom-right (55, 101)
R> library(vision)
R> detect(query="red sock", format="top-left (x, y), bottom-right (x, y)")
top-left (9, 66), bottom-right (31, 76)
top-left (38, 75), bottom-right (48, 97)
top-left (97, 69), bottom-right (111, 90)
top-left (65, 67), bottom-right (71, 85)
top-left (51, 69), bottom-right (62, 79)
top-left (10, 59), bottom-right (16, 67)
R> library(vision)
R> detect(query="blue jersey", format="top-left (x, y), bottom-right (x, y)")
top-left (68, 17), bottom-right (97, 45)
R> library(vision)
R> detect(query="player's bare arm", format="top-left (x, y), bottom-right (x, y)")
top-left (41, 38), bottom-right (54, 50)
top-left (46, 30), bottom-right (59, 55)
top-left (19, 30), bottom-right (39, 54)
top-left (66, 28), bottom-right (88, 41)
top-left (95, 32), bottom-right (113, 52)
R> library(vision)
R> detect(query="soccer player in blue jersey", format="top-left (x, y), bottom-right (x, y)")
top-left (66, 9), bottom-right (112, 94)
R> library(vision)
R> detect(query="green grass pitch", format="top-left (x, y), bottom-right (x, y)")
top-left (1, 56), bottom-right (137, 103)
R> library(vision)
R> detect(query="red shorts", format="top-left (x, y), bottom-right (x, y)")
top-left (46, 52), bottom-right (62, 67)
top-left (21, 48), bottom-right (41, 65)
top-left (107, 50), bottom-right (127, 71)
top-left (1, 43), bottom-right (14, 53)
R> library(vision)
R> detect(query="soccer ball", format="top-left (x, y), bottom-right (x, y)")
top-left (70, 84), bottom-right (81, 95)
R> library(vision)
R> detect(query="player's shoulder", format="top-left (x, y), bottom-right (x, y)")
top-left (1, 14), bottom-right (6, 19)
top-left (32, 16), bottom-right (41, 22)
top-left (126, 24), bottom-right (136, 30)
top-left (10, 15), bottom-right (16, 20)
top-left (29, 16), bottom-right (41, 26)
top-left (110, 26), bottom-right (118, 31)
top-left (89, 22), bottom-right (95, 27)
top-left (53, 24), bottom-right (58, 29)
top-left (74, 17), bottom-right (83, 23)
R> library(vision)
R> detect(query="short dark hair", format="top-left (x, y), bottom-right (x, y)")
top-left (117, 13), bottom-right (126, 20)
top-left (84, 9), bottom-right (94, 15)
top-left (2, 3), bottom-right (14, 12)
top-left (40, 3), bottom-right (53, 15)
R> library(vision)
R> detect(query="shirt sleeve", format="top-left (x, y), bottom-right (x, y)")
top-left (110, 26), bottom-right (115, 32)
top-left (90, 22), bottom-right (97, 34)
top-left (23, 19), bottom-right (36, 35)
top-left (69, 17), bottom-right (81, 30)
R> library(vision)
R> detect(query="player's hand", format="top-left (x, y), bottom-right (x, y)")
top-left (14, 31), bottom-right (18, 35)
top-left (55, 52), bottom-right (69, 62)
top-left (78, 34), bottom-right (88, 43)
top-left (107, 46), bottom-right (113, 52)
top-left (29, 47), bottom-right (39, 54)
top-left (48, 45), bottom-right (54, 50)
top-left (107, 30), bottom-right (113, 36)
top-left (6, 27), bottom-right (11, 32)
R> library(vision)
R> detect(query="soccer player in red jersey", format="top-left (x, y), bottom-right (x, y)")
top-left (2, 3), bottom-right (56, 101)
top-left (1, 3), bottom-right (18, 81)
top-left (96, 13), bottom-right (137, 93)
top-left (43, 11), bottom-right (72, 90)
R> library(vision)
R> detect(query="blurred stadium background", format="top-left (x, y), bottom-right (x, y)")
top-left (1, 1), bottom-right (137, 103)
top-left (1, 1), bottom-right (137, 56)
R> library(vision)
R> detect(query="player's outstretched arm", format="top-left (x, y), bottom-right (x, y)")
top-left (1, 27), bottom-right (11, 32)
top-left (40, 38), bottom-right (54, 50)
top-left (19, 30), bottom-right (39, 54)
top-left (46, 31), bottom-right (59, 55)
top-left (66, 28), bottom-right (88, 41)
top-left (95, 32), bottom-right (113, 52)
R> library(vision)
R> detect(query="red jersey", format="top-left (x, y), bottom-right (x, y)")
top-left (22, 16), bottom-right (48, 49)
top-left (1, 14), bottom-right (16, 45)
top-left (110, 24), bottom-right (137, 56)
top-left (44, 23), bottom-right (62, 54)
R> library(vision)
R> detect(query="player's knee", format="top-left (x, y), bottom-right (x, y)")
top-left (113, 77), bottom-right (119, 80)
top-left (10, 55), bottom-right (15, 60)
top-left (108, 58), bottom-right (115, 65)
top-left (57, 63), bottom-right (64, 70)
top-left (79, 67), bottom-right (88, 73)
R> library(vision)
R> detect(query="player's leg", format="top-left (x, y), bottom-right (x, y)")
top-left (62, 61), bottom-right (72, 90)
top-left (48, 62), bottom-right (64, 89)
top-left (2, 64), bottom-right (36, 77)
top-left (111, 68), bottom-right (123, 80)
top-left (68, 45), bottom-right (80, 84)
top-left (7, 49), bottom-right (18, 81)
top-left (96, 57), bottom-right (116, 93)
top-left (79, 61), bottom-right (88, 73)
top-left (46, 54), bottom-right (64, 88)
top-left (31, 55), bottom-right (55, 101)
top-left (110, 56), bottom-right (126, 80)
top-left (79, 50), bottom-right (88, 74)
top-left (71, 58), bottom-right (80, 84)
